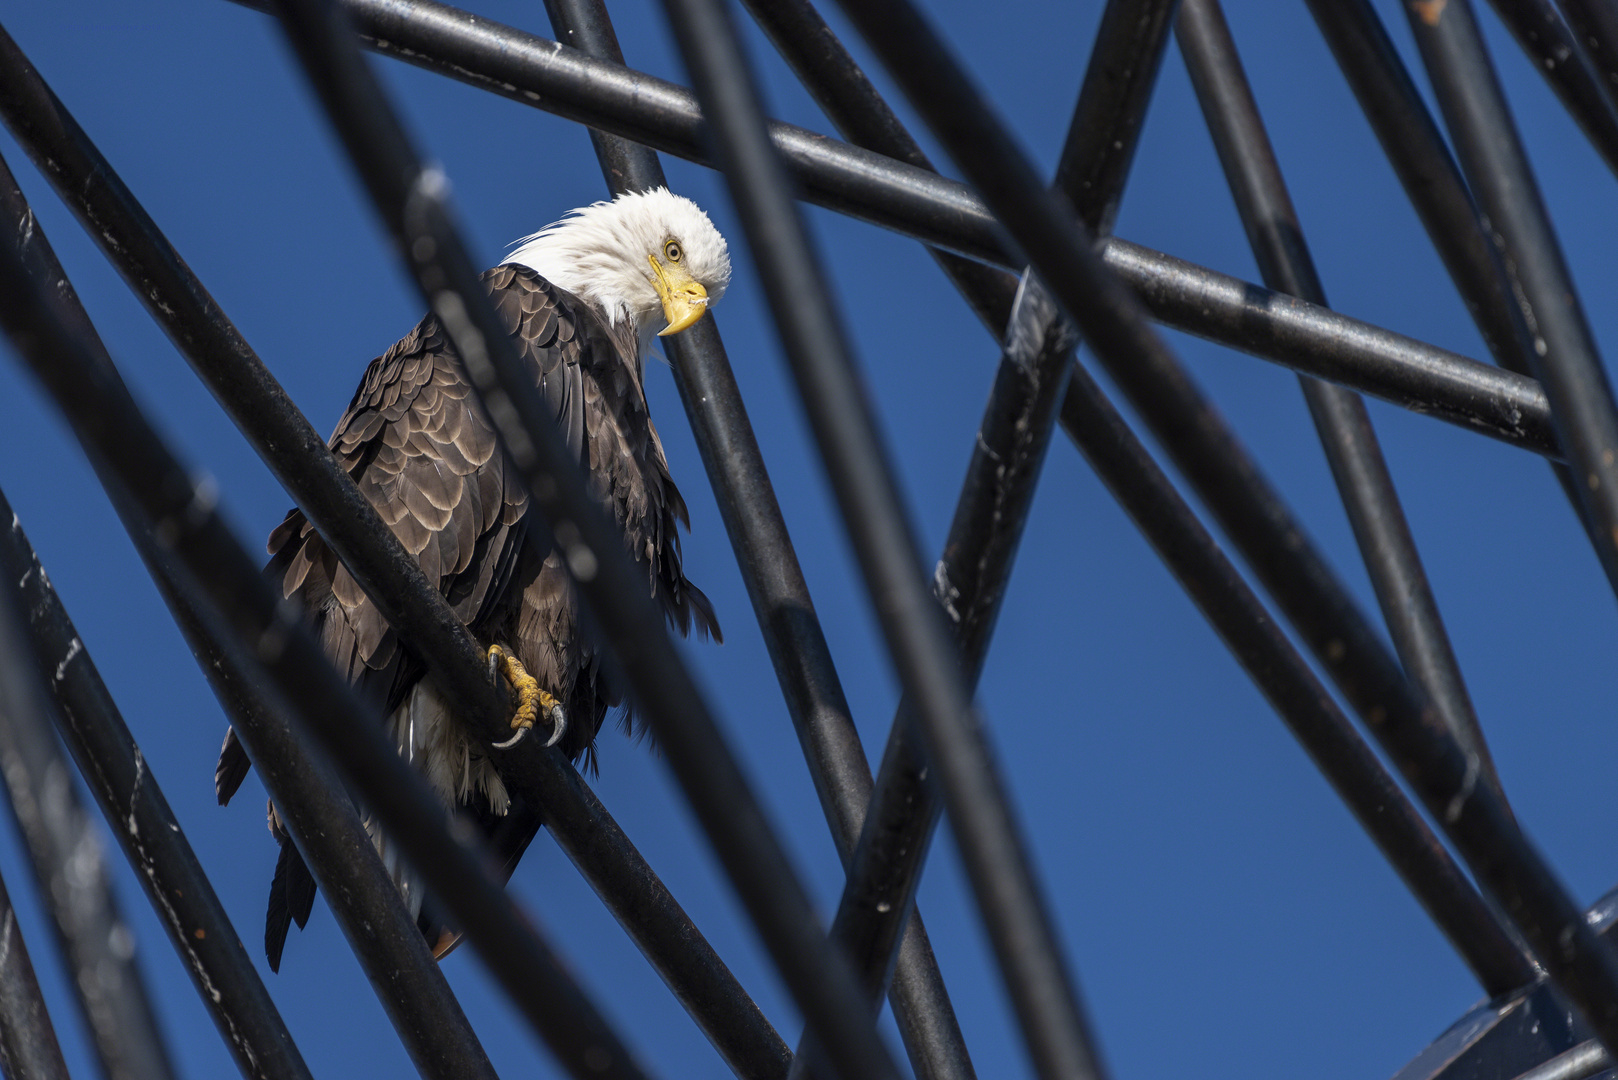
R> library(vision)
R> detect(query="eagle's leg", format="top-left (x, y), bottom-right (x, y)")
top-left (487, 645), bottom-right (567, 749)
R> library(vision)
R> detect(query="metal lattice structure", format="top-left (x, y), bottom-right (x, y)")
top-left (2, 0), bottom-right (1618, 1078)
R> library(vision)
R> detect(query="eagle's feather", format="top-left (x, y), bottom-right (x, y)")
top-left (217, 190), bottom-right (728, 969)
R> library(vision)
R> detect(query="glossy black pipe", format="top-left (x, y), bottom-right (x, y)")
top-left (1556, 0), bottom-right (1618, 134)
top-left (835, 0), bottom-right (1618, 1045)
top-left (0, 149), bottom-right (312, 1080)
top-left (0, 868), bottom-right (70, 1080)
top-left (1402, 0), bottom-right (1618, 603)
top-left (221, 0), bottom-right (1566, 458)
top-left (540, 0), bottom-right (966, 1074)
top-left (1103, 238), bottom-right (1556, 457)
top-left (0, 212), bottom-right (653, 1080)
top-left (1, 138), bottom-right (500, 1080)
top-left (1301, 0), bottom-right (1589, 543)
top-left (750, 0), bottom-right (1533, 1004)
top-left (758, 4), bottom-right (1169, 1076)
top-left (266, 0), bottom-right (898, 1076)
top-left (1509, 1040), bottom-right (1610, 1080)
top-left (0, 27), bottom-right (787, 1075)
top-left (1485, 0), bottom-right (1618, 178)
top-left (1176, 0), bottom-right (1507, 812)
top-left (658, 0), bottom-right (1105, 1076)
top-left (0, 488), bottom-right (176, 1080)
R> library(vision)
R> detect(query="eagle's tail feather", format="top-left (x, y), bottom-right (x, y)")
top-left (265, 821), bottom-right (316, 972)
top-left (215, 727), bottom-right (252, 806)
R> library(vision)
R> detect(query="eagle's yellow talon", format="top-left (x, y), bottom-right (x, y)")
top-left (488, 645), bottom-right (566, 748)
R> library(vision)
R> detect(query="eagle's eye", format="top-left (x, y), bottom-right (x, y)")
top-left (664, 240), bottom-right (683, 264)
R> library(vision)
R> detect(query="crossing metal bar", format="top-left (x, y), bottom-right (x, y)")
top-left (540, 0), bottom-right (970, 1075)
top-left (264, 0), bottom-right (900, 1076)
top-left (658, 0), bottom-right (1109, 1076)
top-left (1484, 0), bottom-right (1618, 177)
top-left (0, 26), bottom-right (789, 1077)
top-left (1401, 0), bottom-right (1618, 603)
top-left (0, 866), bottom-right (71, 1080)
top-left (835, 0), bottom-right (1618, 1046)
top-left (1554, 0), bottom-right (1618, 133)
top-left (752, 6), bottom-right (1168, 1075)
top-left (749, 0), bottom-right (1533, 1003)
top-left (1176, 0), bottom-right (1507, 810)
top-left (0, 439), bottom-right (177, 1080)
top-left (0, 149), bottom-right (311, 1080)
top-left (0, 208), bottom-right (656, 1080)
top-left (220, 0), bottom-right (1566, 459)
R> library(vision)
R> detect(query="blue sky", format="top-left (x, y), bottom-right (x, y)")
top-left (4, 1), bottom-right (1618, 1078)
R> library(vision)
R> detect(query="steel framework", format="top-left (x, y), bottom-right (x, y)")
top-left (0, 1), bottom-right (1616, 1078)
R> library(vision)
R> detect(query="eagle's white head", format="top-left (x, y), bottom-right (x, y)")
top-left (506, 188), bottom-right (732, 355)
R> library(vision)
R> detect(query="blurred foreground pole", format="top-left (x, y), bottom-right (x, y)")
top-left (832, 0), bottom-right (1618, 1045)
top-left (0, 867), bottom-right (71, 1080)
top-left (658, 0), bottom-right (1109, 1076)
top-left (0, 143), bottom-right (313, 1080)
top-left (266, 0), bottom-right (903, 1074)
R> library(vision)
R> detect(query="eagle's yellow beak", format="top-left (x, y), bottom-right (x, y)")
top-left (649, 255), bottom-right (711, 337)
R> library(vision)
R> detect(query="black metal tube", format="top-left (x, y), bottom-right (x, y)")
top-left (1402, 0), bottom-right (1618, 604)
top-left (0, 207), bottom-right (653, 1080)
top-left (1555, 0), bottom-right (1618, 134)
top-left (0, 26), bottom-right (789, 1076)
top-left (833, 0), bottom-right (1618, 1047)
top-left (1100, 238), bottom-right (1556, 458)
top-left (1301, 0), bottom-right (1591, 548)
top-left (264, 0), bottom-right (899, 1076)
top-left (735, 0), bottom-right (1535, 1001)
top-left (216, 0), bottom-right (1567, 459)
top-left (0, 868), bottom-right (71, 1080)
top-left (1484, 0), bottom-right (1618, 178)
top-left (760, 6), bottom-right (1171, 1077)
top-left (657, 0), bottom-right (1106, 1076)
top-left (0, 146), bottom-right (312, 1080)
top-left (0, 482), bottom-right (177, 1080)
top-left (540, 0), bottom-right (968, 1075)
top-left (1175, 0), bottom-right (1506, 811)
top-left (1508, 1040), bottom-right (1610, 1080)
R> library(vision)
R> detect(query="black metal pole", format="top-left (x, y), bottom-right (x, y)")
top-left (263, 0), bottom-right (901, 1075)
top-left (1507, 1040), bottom-right (1610, 1080)
top-left (0, 145), bottom-right (312, 1080)
top-left (830, 0), bottom-right (1618, 1045)
top-left (750, 6), bottom-right (1167, 1076)
top-left (1175, 0), bottom-right (1505, 806)
top-left (1484, 0), bottom-right (1618, 178)
top-left (1555, 0), bottom-right (1618, 129)
top-left (217, 0), bottom-right (1568, 460)
top-left (0, 867), bottom-right (71, 1080)
top-left (744, 0), bottom-right (1532, 1002)
top-left (1301, 0), bottom-right (1592, 551)
top-left (0, 214), bottom-right (654, 1080)
top-left (0, 520), bottom-right (178, 1080)
top-left (0, 28), bottom-right (790, 1078)
top-left (656, 0), bottom-right (1108, 1076)
top-left (539, 0), bottom-right (968, 1075)
top-left (1401, 0), bottom-right (1618, 604)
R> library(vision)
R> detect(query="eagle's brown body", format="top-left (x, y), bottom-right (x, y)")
top-left (217, 261), bottom-right (719, 968)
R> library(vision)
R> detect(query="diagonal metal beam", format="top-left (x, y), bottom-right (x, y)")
top-left (1402, 0), bottom-right (1618, 604)
top-left (832, 0), bottom-right (1618, 1048)
top-left (1484, 0), bottom-right (1618, 178)
top-left (658, 0), bottom-right (1109, 1075)
top-left (0, 25), bottom-right (788, 1077)
top-left (1175, 0), bottom-right (1507, 809)
top-left (0, 197), bottom-right (655, 1080)
top-left (263, 0), bottom-right (899, 1075)
top-left (0, 149), bottom-right (311, 1080)
top-left (0, 865), bottom-right (70, 1080)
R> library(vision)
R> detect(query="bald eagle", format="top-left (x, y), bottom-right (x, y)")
top-left (214, 188), bottom-right (730, 969)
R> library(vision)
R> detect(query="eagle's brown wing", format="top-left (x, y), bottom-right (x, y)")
top-left (217, 264), bottom-right (716, 969)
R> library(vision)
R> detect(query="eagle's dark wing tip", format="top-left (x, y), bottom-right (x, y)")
top-left (215, 727), bottom-right (251, 806)
top-left (685, 582), bottom-right (722, 645)
top-left (265, 839), bottom-right (293, 973)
